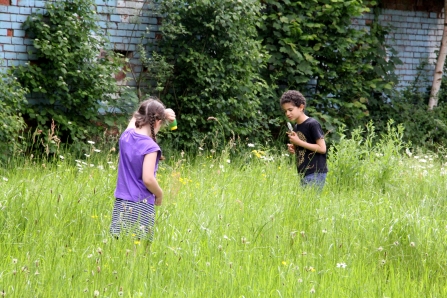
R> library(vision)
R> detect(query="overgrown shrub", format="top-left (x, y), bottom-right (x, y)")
top-left (367, 57), bottom-right (447, 152)
top-left (13, 0), bottom-right (126, 145)
top-left (153, 0), bottom-right (275, 149)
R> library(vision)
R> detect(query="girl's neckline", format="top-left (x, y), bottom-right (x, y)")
top-left (130, 127), bottom-right (152, 138)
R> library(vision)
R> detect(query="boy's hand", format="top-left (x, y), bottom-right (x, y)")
top-left (287, 131), bottom-right (301, 146)
top-left (164, 108), bottom-right (176, 122)
top-left (287, 143), bottom-right (295, 154)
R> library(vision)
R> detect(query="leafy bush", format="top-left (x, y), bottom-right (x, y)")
top-left (153, 0), bottom-right (275, 149)
top-left (0, 65), bottom-right (28, 162)
top-left (258, 1), bottom-right (400, 138)
top-left (13, 0), bottom-right (126, 144)
top-left (369, 87), bottom-right (447, 152)
top-left (138, 48), bottom-right (174, 99)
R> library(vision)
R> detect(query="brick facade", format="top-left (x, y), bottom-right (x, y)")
top-left (0, 1), bottom-right (444, 90)
top-left (381, 0), bottom-right (444, 14)
top-left (0, 0), bottom-right (157, 87)
top-left (353, 8), bottom-right (444, 89)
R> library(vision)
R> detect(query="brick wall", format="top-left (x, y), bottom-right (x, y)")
top-left (353, 9), bottom-right (444, 89)
top-left (0, 0), bottom-right (157, 87)
top-left (0, 2), bottom-right (444, 91)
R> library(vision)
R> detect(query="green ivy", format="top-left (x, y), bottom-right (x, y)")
top-left (0, 64), bottom-right (28, 162)
top-left (13, 0), bottom-right (125, 144)
top-left (258, 1), bottom-right (400, 139)
top-left (153, 0), bottom-right (275, 149)
top-left (138, 47), bottom-right (174, 99)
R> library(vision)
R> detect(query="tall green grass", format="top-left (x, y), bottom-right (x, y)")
top-left (1, 123), bottom-right (447, 297)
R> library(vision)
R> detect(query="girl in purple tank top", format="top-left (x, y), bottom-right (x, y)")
top-left (110, 97), bottom-right (176, 242)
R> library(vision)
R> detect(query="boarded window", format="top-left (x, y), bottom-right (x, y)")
top-left (113, 50), bottom-right (134, 83)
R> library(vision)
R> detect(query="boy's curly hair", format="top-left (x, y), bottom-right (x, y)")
top-left (280, 90), bottom-right (306, 108)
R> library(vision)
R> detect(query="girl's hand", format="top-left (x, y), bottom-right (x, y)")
top-left (155, 196), bottom-right (163, 206)
top-left (287, 143), bottom-right (295, 154)
top-left (165, 108), bottom-right (176, 122)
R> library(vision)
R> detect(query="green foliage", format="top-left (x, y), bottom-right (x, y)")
top-left (258, 1), bottom-right (400, 136)
top-left (13, 0), bottom-right (125, 143)
top-left (368, 59), bottom-right (447, 152)
top-left (370, 89), bottom-right (447, 152)
top-left (154, 0), bottom-right (275, 149)
top-left (0, 65), bottom-right (28, 162)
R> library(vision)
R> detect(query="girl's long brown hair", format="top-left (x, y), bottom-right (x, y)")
top-left (134, 97), bottom-right (167, 160)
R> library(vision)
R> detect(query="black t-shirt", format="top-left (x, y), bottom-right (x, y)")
top-left (293, 117), bottom-right (328, 176)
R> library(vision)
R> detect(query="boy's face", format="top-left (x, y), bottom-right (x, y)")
top-left (282, 102), bottom-right (304, 123)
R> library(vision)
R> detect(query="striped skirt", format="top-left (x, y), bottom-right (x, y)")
top-left (109, 198), bottom-right (156, 241)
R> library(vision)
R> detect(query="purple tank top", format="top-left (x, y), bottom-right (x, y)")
top-left (114, 128), bottom-right (161, 204)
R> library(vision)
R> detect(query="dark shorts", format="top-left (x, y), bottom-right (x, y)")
top-left (301, 172), bottom-right (327, 190)
top-left (110, 198), bottom-right (156, 241)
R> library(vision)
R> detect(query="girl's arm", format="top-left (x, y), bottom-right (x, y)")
top-left (288, 132), bottom-right (326, 154)
top-left (165, 108), bottom-right (176, 122)
top-left (142, 152), bottom-right (163, 206)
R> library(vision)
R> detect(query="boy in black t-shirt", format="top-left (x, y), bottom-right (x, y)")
top-left (280, 90), bottom-right (328, 189)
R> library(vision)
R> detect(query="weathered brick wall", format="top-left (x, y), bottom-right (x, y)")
top-left (0, 0), bottom-right (157, 87)
top-left (353, 9), bottom-right (444, 89)
top-left (1, 2), bottom-right (444, 90)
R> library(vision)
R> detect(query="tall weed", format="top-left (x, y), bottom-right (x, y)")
top-left (328, 120), bottom-right (407, 192)
top-left (2, 130), bottom-right (447, 296)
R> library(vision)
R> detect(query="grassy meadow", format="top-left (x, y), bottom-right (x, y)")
top-left (1, 124), bottom-right (447, 297)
